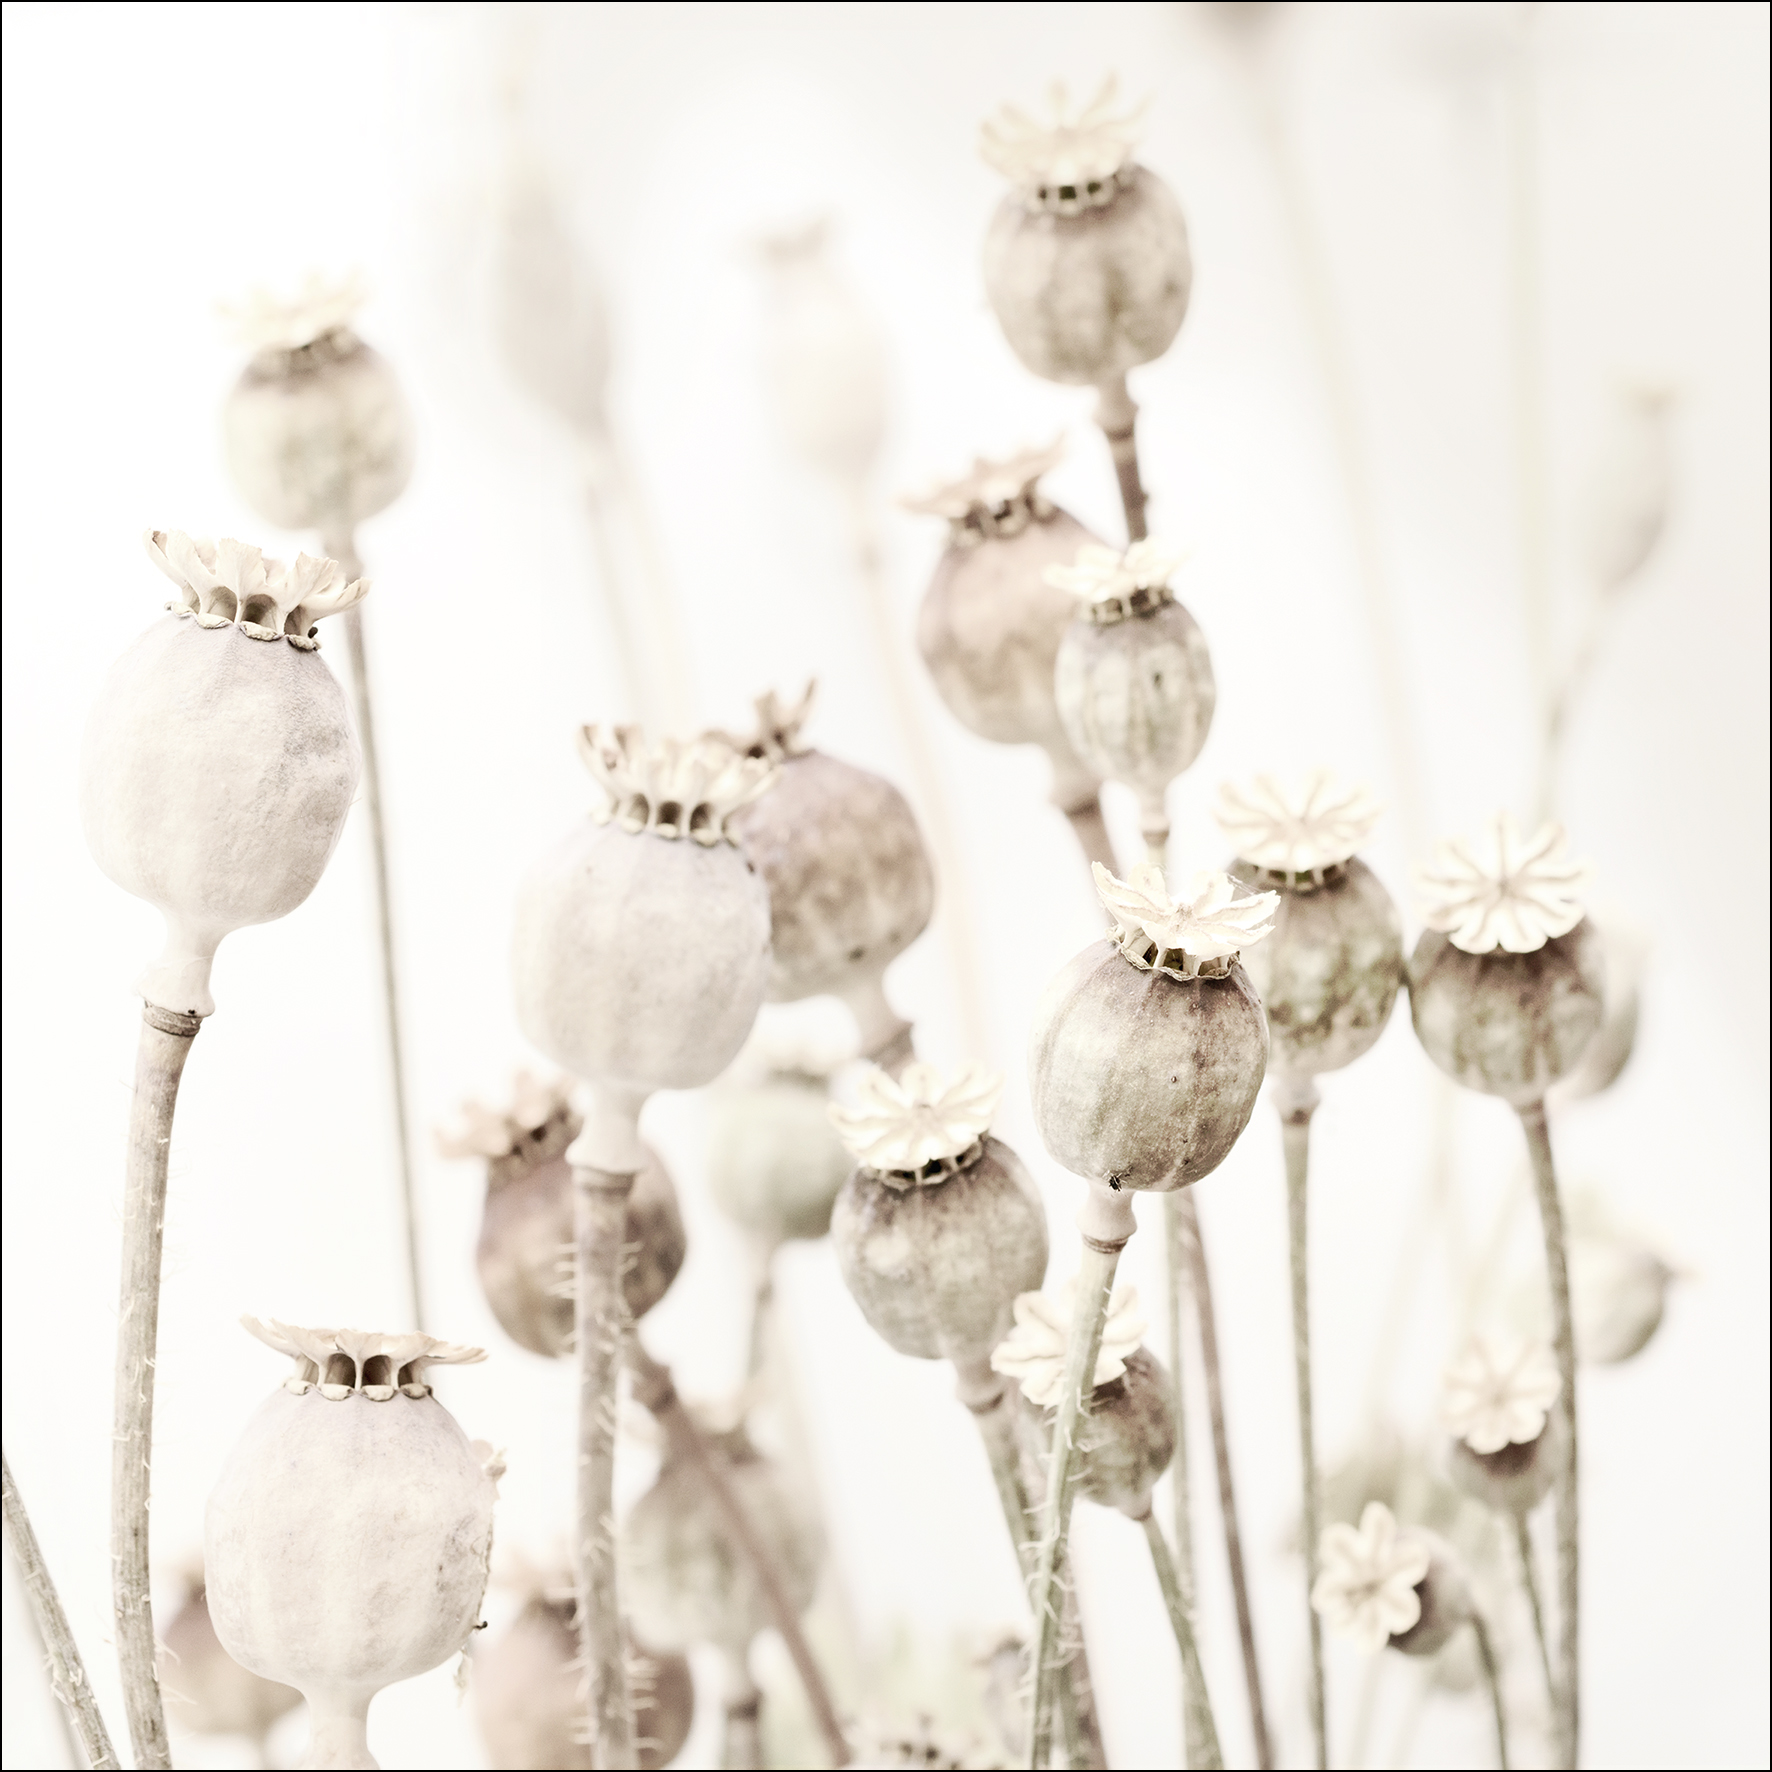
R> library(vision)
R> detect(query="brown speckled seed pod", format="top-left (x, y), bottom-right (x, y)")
top-left (831, 1135), bottom-right (1050, 1365)
top-left (1408, 922), bottom-right (1605, 1107)
top-left (1018, 1345), bottom-right (1175, 1520)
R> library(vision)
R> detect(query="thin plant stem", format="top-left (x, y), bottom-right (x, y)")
top-left (1059, 788), bottom-right (1119, 877)
top-left (1027, 1235), bottom-right (1126, 1768)
top-left (1141, 1514), bottom-right (1224, 1770)
top-left (324, 530), bottom-right (425, 1331)
top-left (1472, 1614), bottom-right (1511, 1771)
top-left (573, 1164), bottom-right (637, 1769)
top-left (627, 1345), bottom-right (852, 1767)
top-left (112, 1002), bottom-right (201, 1771)
top-left (1162, 1193), bottom-right (1209, 1769)
top-left (1096, 374), bottom-right (1149, 544)
top-left (1512, 1511), bottom-right (1556, 1709)
top-left (1279, 1084), bottom-right (1328, 1769)
top-left (3, 1449), bottom-right (121, 1770)
top-left (721, 1653), bottom-right (763, 1772)
top-left (1518, 1101), bottom-right (1578, 1769)
top-left (6, 1531), bottom-right (79, 1771)
top-left (1176, 1191), bottom-right (1275, 1770)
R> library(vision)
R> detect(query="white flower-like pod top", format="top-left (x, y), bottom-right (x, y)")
top-left (242, 1316), bottom-right (487, 1401)
top-left (980, 75), bottom-right (1147, 212)
top-left (145, 530), bottom-right (368, 648)
top-left (902, 438), bottom-right (1064, 536)
top-left (1415, 813), bottom-right (1592, 954)
top-left (830, 1063), bottom-right (1003, 1182)
top-left (580, 725), bottom-right (777, 846)
top-left (990, 1281), bottom-right (1146, 1407)
top-left (434, 1070), bottom-right (574, 1163)
top-left (1215, 771), bottom-right (1383, 879)
top-left (219, 269), bottom-right (369, 354)
top-left (1440, 1334), bottom-right (1562, 1455)
top-left (1045, 538), bottom-right (1187, 625)
top-left (1094, 861), bottom-right (1278, 980)
top-left (1310, 1501), bottom-right (1433, 1653)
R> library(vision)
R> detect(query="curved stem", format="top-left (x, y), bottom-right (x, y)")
top-left (627, 1346), bottom-right (851, 1767)
top-left (1141, 1514), bottom-right (1224, 1770)
top-left (112, 1002), bottom-right (201, 1770)
top-left (1472, 1614), bottom-right (1511, 1771)
top-left (324, 531), bottom-right (425, 1332)
top-left (1281, 1090), bottom-right (1328, 1770)
top-left (1162, 1194), bottom-right (1211, 1769)
top-left (4, 1449), bottom-right (121, 1769)
top-left (1518, 1102), bottom-right (1578, 1769)
top-left (1097, 375), bottom-right (1149, 544)
top-left (1027, 1233), bottom-right (1126, 1768)
top-left (573, 1164), bottom-right (636, 1769)
top-left (1512, 1512), bottom-right (1555, 1711)
top-left (1176, 1191), bottom-right (1275, 1770)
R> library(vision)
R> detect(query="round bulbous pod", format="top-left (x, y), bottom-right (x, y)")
top-left (1019, 1345), bottom-right (1175, 1520)
top-left (81, 533), bottom-right (367, 1016)
top-left (832, 1134), bottom-right (1049, 1367)
top-left (1448, 1407), bottom-right (1565, 1519)
top-left (707, 1066), bottom-right (852, 1247)
top-left (206, 1321), bottom-right (499, 1770)
top-left (622, 1432), bottom-right (821, 1658)
top-left (1408, 922), bottom-right (1605, 1108)
top-left (159, 1575), bottom-right (300, 1747)
top-left (1571, 1235), bottom-right (1676, 1365)
top-left (726, 688), bottom-right (935, 1009)
top-left (1386, 1533), bottom-right (1473, 1659)
top-left (474, 1595), bottom-right (691, 1772)
top-left (1229, 858), bottom-right (1403, 1080)
top-left (224, 321), bottom-right (414, 532)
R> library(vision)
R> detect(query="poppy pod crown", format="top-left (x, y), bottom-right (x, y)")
top-left (980, 76), bottom-right (1147, 217)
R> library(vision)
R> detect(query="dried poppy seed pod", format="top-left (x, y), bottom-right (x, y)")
top-left (906, 440), bottom-right (1103, 801)
top-left (1049, 542), bottom-right (1215, 846)
top-left (725, 685), bottom-right (934, 1069)
top-left (707, 1052), bottom-right (853, 1248)
top-left (1570, 1232), bottom-right (1678, 1364)
top-left (997, 1286), bottom-right (1174, 1521)
top-left (1311, 1502), bottom-right (1470, 1658)
top-left (206, 1319), bottom-right (500, 1770)
top-left (221, 273), bottom-right (414, 534)
top-left (159, 1569), bottom-right (300, 1751)
top-left (512, 727), bottom-right (776, 1172)
top-left (80, 531), bottom-right (366, 1016)
top-left (980, 78), bottom-right (1191, 390)
top-left (1216, 773), bottom-right (1403, 1081)
top-left (436, 1072), bottom-right (685, 1357)
top-left (1409, 815), bottom-right (1604, 1106)
top-left (1441, 1335), bottom-right (1565, 1517)
top-left (622, 1425), bottom-right (822, 1658)
top-left (1030, 862), bottom-right (1276, 1197)
top-left (474, 1589), bottom-right (692, 1772)
top-left (829, 1066), bottom-right (1049, 1368)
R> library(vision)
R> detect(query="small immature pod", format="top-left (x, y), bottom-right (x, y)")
top-left (1311, 1502), bottom-right (1471, 1658)
top-left (221, 273), bottom-right (415, 534)
top-left (205, 1319), bottom-right (501, 1771)
top-left (436, 1072), bottom-right (685, 1358)
top-left (80, 531), bottom-right (367, 1016)
top-left (828, 1065), bottom-right (1049, 1368)
top-left (1441, 1335), bottom-right (1565, 1517)
top-left (979, 78), bottom-right (1191, 389)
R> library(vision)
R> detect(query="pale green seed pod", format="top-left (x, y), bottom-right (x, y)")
top-left (707, 1067), bottom-right (853, 1247)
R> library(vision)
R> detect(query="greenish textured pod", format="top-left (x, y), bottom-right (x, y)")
top-left (1018, 1345), bottom-right (1175, 1520)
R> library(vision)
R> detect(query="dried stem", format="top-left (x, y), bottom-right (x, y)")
top-left (1141, 1513), bottom-right (1223, 1770)
top-left (324, 530), bottom-right (425, 1331)
top-left (1027, 1231), bottom-right (1126, 1768)
top-left (627, 1344), bottom-right (852, 1767)
top-left (573, 1164), bottom-right (637, 1770)
top-left (1162, 1193), bottom-right (1211, 1769)
top-left (112, 1002), bottom-right (201, 1770)
top-left (1096, 375), bottom-right (1149, 544)
top-left (1176, 1191), bottom-right (1275, 1770)
top-left (4, 1448), bottom-right (121, 1770)
top-left (721, 1653), bottom-right (763, 1772)
top-left (1472, 1614), bottom-right (1511, 1771)
top-left (1518, 1102), bottom-right (1578, 1769)
top-left (1280, 1084), bottom-right (1328, 1769)
top-left (1512, 1511), bottom-right (1555, 1708)
top-left (1056, 786), bottom-right (1119, 877)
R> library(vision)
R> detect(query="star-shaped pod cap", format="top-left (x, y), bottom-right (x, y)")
top-left (1439, 1334), bottom-right (1561, 1455)
top-left (144, 530), bottom-right (367, 648)
top-left (243, 1316), bottom-right (486, 1400)
top-left (1044, 538), bottom-right (1186, 624)
top-left (1094, 861), bottom-right (1278, 980)
top-left (1215, 770), bottom-right (1383, 880)
top-left (1415, 813), bottom-right (1592, 954)
top-left (981, 76), bottom-right (1146, 212)
top-left (902, 438), bottom-right (1065, 524)
top-left (829, 1062), bottom-right (1002, 1183)
top-left (990, 1280), bottom-right (1145, 1406)
top-left (579, 725), bottom-right (777, 847)
top-left (219, 269), bottom-right (368, 354)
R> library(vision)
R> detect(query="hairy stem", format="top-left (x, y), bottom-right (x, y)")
top-left (627, 1346), bottom-right (851, 1766)
top-left (325, 531), bottom-right (425, 1331)
top-left (1028, 1234), bottom-right (1126, 1768)
top-left (1472, 1614), bottom-right (1511, 1771)
top-left (1512, 1512), bottom-right (1555, 1709)
top-left (1162, 1194), bottom-right (1211, 1768)
top-left (1176, 1191), bottom-right (1274, 1769)
top-left (1097, 374), bottom-right (1149, 544)
top-left (1280, 1087), bottom-right (1327, 1769)
top-left (112, 1003), bottom-right (201, 1770)
top-left (1141, 1514), bottom-right (1223, 1770)
top-left (574, 1165), bottom-right (636, 1769)
top-left (4, 1449), bottom-right (121, 1770)
top-left (1518, 1102), bottom-right (1578, 1769)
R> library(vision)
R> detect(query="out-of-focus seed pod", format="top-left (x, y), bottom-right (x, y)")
top-left (206, 1320), bottom-right (500, 1770)
top-left (221, 273), bottom-right (414, 535)
top-left (1385, 1532), bottom-right (1473, 1659)
top-left (1312, 1502), bottom-right (1471, 1657)
top-left (1570, 1234), bottom-right (1677, 1364)
top-left (438, 1072), bottom-right (685, 1358)
top-left (159, 1570), bottom-right (300, 1750)
top-left (1440, 1334), bottom-right (1565, 1516)
top-left (80, 532), bottom-right (365, 1017)
top-left (707, 1058), bottom-right (853, 1249)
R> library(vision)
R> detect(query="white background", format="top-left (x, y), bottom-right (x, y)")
top-left (2, 3), bottom-right (1767, 1768)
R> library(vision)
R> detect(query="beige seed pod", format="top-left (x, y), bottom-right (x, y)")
top-left (707, 1059), bottom-right (853, 1249)
top-left (205, 1320), bottom-right (500, 1770)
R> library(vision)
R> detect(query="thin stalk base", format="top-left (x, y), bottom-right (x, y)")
top-left (1142, 1513), bottom-right (1223, 1769)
